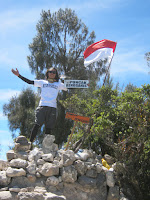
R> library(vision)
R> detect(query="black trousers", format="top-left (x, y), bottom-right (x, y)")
top-left (30, 106), bottom-right (56, 143)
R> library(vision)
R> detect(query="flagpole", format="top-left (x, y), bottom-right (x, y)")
top-left (103, 42), bottom-right (117, 86)
top-left (102, 54), bottom-right (114, 86)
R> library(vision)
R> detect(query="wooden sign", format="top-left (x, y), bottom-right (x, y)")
top-left (65, 112), bottom-right (91, 150)
top-left (64, 80), bottom-right (89, 88)
top-left (65, 112), bottom-right (90, 124)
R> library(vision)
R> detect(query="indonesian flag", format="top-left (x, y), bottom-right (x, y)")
top-left (84, 39), bottom-right (117, 67)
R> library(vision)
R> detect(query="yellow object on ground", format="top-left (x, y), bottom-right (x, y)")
top-left (101, 158), bottom-right (110, 170)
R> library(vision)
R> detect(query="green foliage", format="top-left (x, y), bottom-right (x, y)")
top-left (125, 82), bottom-right (137, 92)
top-left (3, 88), bottom-right (39, 140)
top-left (62, 84), bottom-right (150, 200)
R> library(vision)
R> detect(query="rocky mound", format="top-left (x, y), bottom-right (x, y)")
top-left (0, 135), bottom-right (128, 200)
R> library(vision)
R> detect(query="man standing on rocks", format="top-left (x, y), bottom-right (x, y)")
top-left (11, 67), bottom-right (67, 146)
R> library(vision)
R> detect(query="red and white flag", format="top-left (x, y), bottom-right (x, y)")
top-left (84, 39), bottom-right (117, 67)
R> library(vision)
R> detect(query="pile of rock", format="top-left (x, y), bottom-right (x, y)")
top-left (0, 135), bottom-right (128, 200)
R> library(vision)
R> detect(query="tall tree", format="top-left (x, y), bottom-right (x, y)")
top-left (27, 8), bottom-right (106, 80)
top-left (3, 88), bottom-right (40, 140)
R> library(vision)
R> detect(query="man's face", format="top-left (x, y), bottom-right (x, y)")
top-left (47, 70), bottom-right (56, 79)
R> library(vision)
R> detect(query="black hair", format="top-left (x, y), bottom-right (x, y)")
top-left (45, 67), bottom-right (59, 82)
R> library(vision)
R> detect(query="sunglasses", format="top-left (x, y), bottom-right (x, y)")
top-left (48, 71), bottom-right (56, 74)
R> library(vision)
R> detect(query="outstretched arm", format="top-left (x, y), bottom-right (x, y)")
top-left (11, 68), bottom-right (34, 85)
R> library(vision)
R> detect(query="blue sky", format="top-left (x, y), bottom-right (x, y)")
top-left (0, 0), bottom-right (150, 160)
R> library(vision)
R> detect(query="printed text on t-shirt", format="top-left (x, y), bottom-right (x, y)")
top-left (43, 84), bottom-right (58, 89)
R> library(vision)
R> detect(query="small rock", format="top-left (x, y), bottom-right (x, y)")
top-left (42, 154), bottom-right (53, 162)
top-left (20, 188), bottom-right (28, 192)
top-left (106, 169), bottom-right (115, 187)
top-left (96, 162), bottom-right (103, 173)
top-left (74, 160), bottom-right (87, 175)
top-left (44, 192), bottom-right (66, 200)
top-left (39, 163), bottom-right (59, 177)
top-left (42, 135), bottom-right (58, 154)
top-left (0, 171), bottom-right (11, 186)
top-left (0, 191), bottom-right (12, 200)
top-left (36, 172), bottom-right (41, 178)
top-left (37, 159), bottom-right (45, 165)
top-left (10, 158), bottom-right (28, 168)
top-left (75, 149), bottom-right (93, 161)
top-left (46, 176), bottom-right (59, 186)
top-left (61, 165), bottom-right (77, 183)
top-left (6, 150), bottom-right (16, 161)
top-left (15, 136), bottom-right (29, 145)
top-left (34, 186), bottom-right (47, 194)
top-left (14, 136), bottom-right (31, 152)
top-left (60, 150), bottom-right (76, 167)
top-left (0, 187), bottom-right (8, 192)
top-left (26, 162), bottom-right (36, 175)
top-left (9, 187), bottom-right (21, 193)
top-left (104, 154), bottom-right (115, 165)
top-left (6, 167), bottom-right (26, 177)
top-left (0, 160), bottom-right (10, 171)
top-left (17, 192), bottom-right (44, 200)
top-left (16, 151), bottom-right (28, 160)
top-left (28, 148), bottom-right (43, 162)
top-left (27, 174), bottom-right (36, 183)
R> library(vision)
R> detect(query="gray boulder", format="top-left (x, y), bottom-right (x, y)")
top-left (42, 135), bottom-right (58, 154)
top-left (26, 162), bottom-right (36, 175)
top-left (74, 160), bottom-right (87, 175)
top-left (17, 192), bottom-right (44, 200)
top-left (0, 191), bottom-right (12, 200)
top-left (14, 136), bottom-right (31, 152)
top-left (39, 163), bottom-right (59, 177)
top-left (106, 169), bottom-right (115, 187)
top-left (10, 159), bottom-right (28, 169)
top-left (0, 171), bottom-right (11, 186)
top-left (6, 150), bottom-right (16, 161)
top-left (6, 167), bottom-right (26, 177)
top-left (0, 160), bottom-right (10, 171)
top-left (60, 150), bottom-right (76, 167)
top-left (61, 165), bottom-right (77, 183)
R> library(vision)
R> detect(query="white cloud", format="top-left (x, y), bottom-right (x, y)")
top-left (0, 46), bottom-right (29, 68)
top-left (112, 52), bottom-right (147, 74)
top-left (110, 36), bottom-right (149, 76)
top-left (64, 0), bottom-right (126, 11)
top-left (0, 0), bottom-right (125, 35)
top-left (0, 8), bottom-right (40, 34)
top-left (0, 89), bottom-right (21, 102)
top-left (0, 49), bottom-right (17, 66)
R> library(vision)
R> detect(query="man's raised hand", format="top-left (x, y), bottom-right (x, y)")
top-left (11, 68), bottom-right (19, 76)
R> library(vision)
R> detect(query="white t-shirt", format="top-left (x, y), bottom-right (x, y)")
top-left (34, 80), bottom-right (67, 108)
